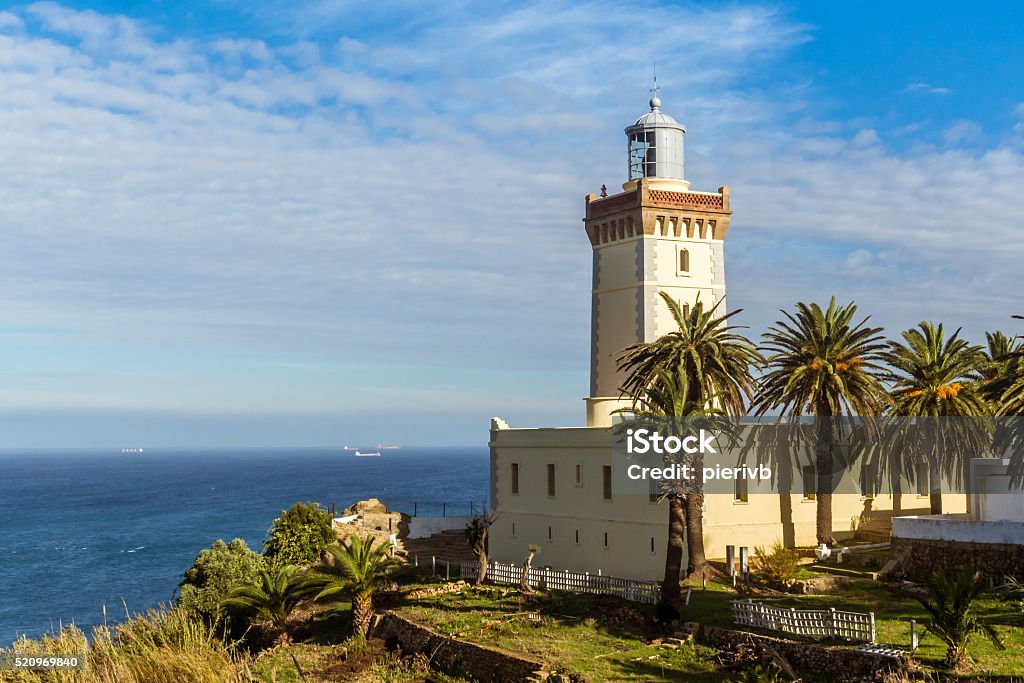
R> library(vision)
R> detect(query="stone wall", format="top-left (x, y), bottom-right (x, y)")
top-left (698, 625), bottom-right (905, 681)
top-left (372, 612), bottom-right (543, 682)
top-left (890, 537), bottom-right (1024, 581)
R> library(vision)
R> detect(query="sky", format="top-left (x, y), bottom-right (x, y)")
top-left (0, 1), bottom-right (1023, 447)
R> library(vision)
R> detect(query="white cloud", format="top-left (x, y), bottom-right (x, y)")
top-left (944, 119), bottom-right (983, 144)
top-left (902, 82), bottom-right (952, 95)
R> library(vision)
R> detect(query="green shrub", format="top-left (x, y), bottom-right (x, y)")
top-left (178, 539), bottom-right (265, 622)
top-left (263, 502), bottom-right (336, 569)
top-left (751, 541), bottom-right (800, 585)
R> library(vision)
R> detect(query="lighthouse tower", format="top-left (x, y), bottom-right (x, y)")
top-left (584, 93), bottom-right (733, 427)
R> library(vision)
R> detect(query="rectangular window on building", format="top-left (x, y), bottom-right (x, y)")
top-left (547, 526), bottom-right (552, 541)
top-left (734, 477), bottom-right (749, 503)
top-left (917, 463), bottom-right (930, 497)
top-left (575, 463), bottom-right (583, 487)
top-left (602, 465), bottom-right (612, 500)
top-left (575, 529), bottom-right (579, 545)
top-left (603, 532), bottom-right (608, 548)
top-left (547, 464), bottom-right (556, 497)
top-left (679, 247), bottom-right (690, 274)
top-left (511, 463), bottom-right (519, 495)
top-left (511, 522), bottom-right (516, 537)
top-left (861, 463), bottom-right (877, 499)
top-left (650, 537), bottom-right (656, 554)
top-left (649, 478), bottom-right (659, 503)
top-left (802, 466), bottom-right (816, 501)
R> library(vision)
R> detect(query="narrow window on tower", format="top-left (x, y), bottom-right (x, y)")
top-left (650, 537), bottom-right (656, 554)
top-left (602, 465), bottom-right (612, 500)
top-left (547, 526), bottom-right (552, 541)
top-left (575, 529), bottom-right (579, 545)
top-left (511, 463), bottom-right (519, 495)
top-left (603, 532), bottom-right (609, 548)
top-left (547, 464), bottom-right (556, 497)
top-left (678, 247), bottom-right (690, 275)
top-left (575, 463), bottom-right (583, 487)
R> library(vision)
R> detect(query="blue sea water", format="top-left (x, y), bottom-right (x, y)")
top-left (0, 447), bottom-right (488, 646)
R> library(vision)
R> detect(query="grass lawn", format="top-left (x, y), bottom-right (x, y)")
top-left (391, 576), bottom-right (1023, 681)
top-left (681, 575), bottom-right (1024, 678)
top-left (243, 572), bottom-right (1021, 682)
top-left (394, 585), bottom-right (731, 682)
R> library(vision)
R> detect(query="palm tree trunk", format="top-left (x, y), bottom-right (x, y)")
top-left (816, 491), bottom-right (834, 546)
top-left (945, 643), bottom-right (964, 670)
top-left (816, 417), bottom-right (835, 545)
top-left (660, 494), bottom-right (685, 608)
top-left (683, 492), bottom-right (707, 577)
top-left (352, 595), bottom-right (374, 636)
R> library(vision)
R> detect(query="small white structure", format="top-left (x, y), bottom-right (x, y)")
top-left (892, 458), bottom-right (1024, 545)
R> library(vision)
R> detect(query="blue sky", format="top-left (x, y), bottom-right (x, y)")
top-left (0, 1), bottom-right (1022, 447)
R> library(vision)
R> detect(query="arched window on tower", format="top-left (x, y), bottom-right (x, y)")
top-left (678, 247), bottom-right (690, 275)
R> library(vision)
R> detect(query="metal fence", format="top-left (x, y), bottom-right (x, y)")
top-left (458, 560), bottom-right (659, 604)
top-left (732, 599), bottom-right (876, 643)
top-left (328, 500), bottom-right (488, 518)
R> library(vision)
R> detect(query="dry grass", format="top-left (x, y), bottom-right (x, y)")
top-left (0, 607), bottom-right (253, 683)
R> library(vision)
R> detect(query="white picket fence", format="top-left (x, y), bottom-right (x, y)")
top-left (458, 560), bottom-right (660, 604)
top-left (732, 599), bottom-right (876, 643)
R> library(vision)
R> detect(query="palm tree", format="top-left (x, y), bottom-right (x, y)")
top-left (884, 322), bottom-right (990, 514)
top-left (621, 369), bottom-right (724, 610)
top-left (980, 331), bottom-right (1023, 390)
top-left (755, 298), bottom-right (889, 545)
top-left (219, 564), bottom-right (312, 639)
top-left (988, 318), bottom-right (1024, 485)
top-left (617, 293), bottom-right (759, 584)
top-left (916, 569), bottom-right (1003, 669)
top-left (311, 534), bottom-right (402, 636)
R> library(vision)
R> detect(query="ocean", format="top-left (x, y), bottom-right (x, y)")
top-left (0, 447), bottom-right (488, 646)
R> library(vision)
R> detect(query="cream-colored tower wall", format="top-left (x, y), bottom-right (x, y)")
top-left (588, 228), bottom-right (727, 425)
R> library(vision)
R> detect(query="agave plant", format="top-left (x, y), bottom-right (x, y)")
top-left (311, 534), bottom-right (402, 636)
top-left (915, 569), bottom-right (1003, 669)
top-left (996, 576), bottom-right (1024, 612)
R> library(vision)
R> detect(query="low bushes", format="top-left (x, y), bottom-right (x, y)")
top-left (752, 541), bottom-right (800, 585)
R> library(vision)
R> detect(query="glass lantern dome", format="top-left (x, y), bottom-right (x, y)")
top-left (624, 96), bottom-right (686, 181)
